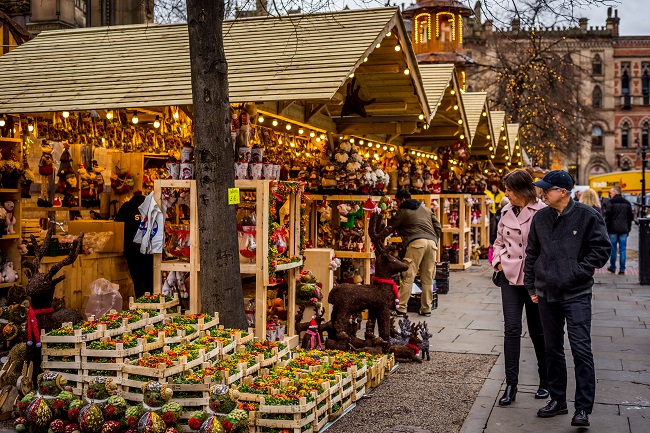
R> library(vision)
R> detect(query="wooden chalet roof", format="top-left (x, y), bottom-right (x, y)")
top-left (460, 91), bottom-right (490, 146)
top-left (0, 7), bottom-right (429, 118)
top-left (507, 123), bottom-right (521, 165)
top-left (419, 64), bottom-right (455, 119)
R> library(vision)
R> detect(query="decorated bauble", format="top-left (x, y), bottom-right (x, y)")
top-left (208, 384), bottom-right (237, 415)
top-left (101, 420), bottom-right (121, 433)
top-left (160, 401), bottom-right (182, 425)
top-left (79, 404), bottom-right (105, 433)
top-left (104, 395), bottom-right (127, 418)
top-left (165, 428), bottom-right (179, 433)
top-left (124, 406), bottom-right (143, 428)
top-left (199, 417), bottom-right (226, 433)
top-left (13, 417), bottom-right (28, 432)
top-left (65, 423), bottom-right (81, 433)
top-left (137, 411), bottom-right (166, 433)
top-left (27, 397), bottom-right (53, 428)
top-left (124, 429), bottom-right (137, 433)
top-left (48, 419), bottom-right (66, 433)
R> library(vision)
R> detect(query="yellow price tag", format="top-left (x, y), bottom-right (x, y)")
top-left (228, 188), bottom-right (240, 205)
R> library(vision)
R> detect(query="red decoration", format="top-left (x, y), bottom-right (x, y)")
top-left (68, 408), bottom-right (79, 420)
top-left (188, 418), bottom-right (202, 429)
top-left (162, 412), bottom-right (175, 424)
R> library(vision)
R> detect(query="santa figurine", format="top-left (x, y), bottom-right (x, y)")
top-left (37, 140), bottom-right (54, 207)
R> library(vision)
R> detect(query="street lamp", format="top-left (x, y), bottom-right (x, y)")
top-left (642, 144), bottom-right (647, 217)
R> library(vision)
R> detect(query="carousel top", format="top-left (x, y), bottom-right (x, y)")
top-left (403, 0), bottom-right (473, 18)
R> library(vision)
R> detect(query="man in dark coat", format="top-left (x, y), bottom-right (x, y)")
top-left (524, 170), bottom-right (610, 428)
top-left (389, 190), bottom-right (442, 317)
top-left (604, 186), bottom-right (634, 274)
top-left (115, 192), bottom-right (154, 298)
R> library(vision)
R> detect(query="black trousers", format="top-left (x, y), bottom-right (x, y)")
top-left (538, 294), bottom-right (595, 413)
top-left (500, 279), bottom-right (547, 386)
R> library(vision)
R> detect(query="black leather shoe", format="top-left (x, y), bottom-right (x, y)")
top-left (535, 382), bottom-right (549, 399)
top-left (537, 400), bottom-right (568, 418)
top-left (571, 410), bottom-right (590, 426)
top-left (498, 385), bottom-right (517, 406)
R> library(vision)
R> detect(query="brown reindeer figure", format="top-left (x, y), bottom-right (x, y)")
top-left (22, 226), bottom-right (85, 336)
top-left (389, 323), bottom-right (423, 363)
top-left (328, 212), bottom-right (409, 344)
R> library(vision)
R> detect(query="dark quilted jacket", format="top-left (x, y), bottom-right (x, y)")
top-left (605, 195), bottom-right (633, 234)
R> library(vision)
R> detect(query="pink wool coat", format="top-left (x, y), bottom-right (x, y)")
top-left (493, 200), bottom-right (546, 286)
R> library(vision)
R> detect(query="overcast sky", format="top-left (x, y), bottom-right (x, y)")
top-left (339, 0), bottom-right (648, 36)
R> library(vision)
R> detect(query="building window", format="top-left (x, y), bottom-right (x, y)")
top-left (621, 122), bottom-right (630, 148)
top-left (592, 86), bottom-right (602, 109)
top-left (592, 125), bottom-right (603, 148)
top-left (414, 13), bottom-right (432, 44)
top-left (643, 71), bottom-right (649, 105)
top-left (592, 54), bottom-right (602, 75)
top-left (643, 122), bottom-right (649, 148)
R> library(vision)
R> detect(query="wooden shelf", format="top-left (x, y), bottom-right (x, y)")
top-left (320, 194), bottom-right (382, 202)
top-left (442, 227), bottom-right (471, 233)
top-left (0, 188), bottom-right (20, 194)
top-left (275, 259), bottom-right (303, 271)
top-left (240, 262), bottom-right (257, 274)
top-left (0, 282), bottom-right (17, 289)
top-left (0, 138), bottom-right (22, 144)
top-left (333, 250), bottom-right (375, 259)
top-left (0, 234), bottom-right (21, 240)
top-left (450, 262), bottom-right (472, 270)
top-left (23, 206), bottom-right (99, 212)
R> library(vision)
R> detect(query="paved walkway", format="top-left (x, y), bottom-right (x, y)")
top-left (422, 225), bottom-right (649, 433)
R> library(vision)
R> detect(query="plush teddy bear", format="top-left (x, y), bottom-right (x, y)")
top-left (2, 261), bottom-right (19, 283)
top-left (321, 163), bottom-right (339, 190)
top-left (3, 201), bottom-right (15, 234)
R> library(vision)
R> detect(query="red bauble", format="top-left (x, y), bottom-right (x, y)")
top-left (68, 408), bottom-right (79, 420)
top-left (188, 418), bottom-right (202, 429)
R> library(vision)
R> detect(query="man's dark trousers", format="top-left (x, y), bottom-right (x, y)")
top-left (538, 293), bottom-right (595, 413)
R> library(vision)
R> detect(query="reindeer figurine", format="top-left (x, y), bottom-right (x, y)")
top-left (419, 322), bottom-right (432, 361)
top-left (389, 323), bottom-right (423, 363)
top-left (22, 226), bottom-right (85, 336)
top-left (328, 212), bottom-right (409, 344)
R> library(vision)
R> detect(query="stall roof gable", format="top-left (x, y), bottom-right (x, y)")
top-left (418, 64), bottom-right (456, 119)
top-left (461, 92), bottom-right (487, 144)
top-left (0, 7), bottom-right (414, 114)
top-left (507, 123), bottom-right (519, 155)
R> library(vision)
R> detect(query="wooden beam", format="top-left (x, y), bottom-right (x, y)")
top-left (355, 65), bottom-right (401, 74)
top-left (334, 115), bottom-right (421, 124)
top-left (307, 103), bottom-right (326, 124)
top-left (279, 100), bottom-right (296, 114)
top-left (365, 102), bottom-right (408, 112)
top-left (338, 121), bottom-right (418, 135)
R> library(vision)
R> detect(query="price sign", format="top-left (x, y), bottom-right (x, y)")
top-left (228, 188), bottom-right (240, 205)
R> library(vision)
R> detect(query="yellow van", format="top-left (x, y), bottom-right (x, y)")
top-left (589, 170), bottom-right (644, 194)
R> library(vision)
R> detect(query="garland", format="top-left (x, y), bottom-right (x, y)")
top-left (267, 181), bottom-right (305, 281)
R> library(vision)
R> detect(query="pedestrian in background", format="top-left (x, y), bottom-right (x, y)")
top-left (605, 186), bottom-right (634, 275)
top-left (389, 190), bottom-right (442, 317)
top-left (486, 184), bottom-right (505, 263)
top-left (525, 170), bottom-right (610, 427)
top-left (579, 188), bottom-right (603, 216)
top-left (492, 170), bottom-right (547, 406)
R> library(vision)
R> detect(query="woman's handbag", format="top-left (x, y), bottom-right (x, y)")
top-left (492, 270), bottom-right (503, 287)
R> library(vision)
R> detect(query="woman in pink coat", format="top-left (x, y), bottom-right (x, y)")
top-left (493, 169), bottom-right (548, 406)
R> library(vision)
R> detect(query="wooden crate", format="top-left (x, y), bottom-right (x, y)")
top-left (255, 392), bottom-right (316, 433)
top-left (129, 292), bottom-right (180, 311)
top-left (41, 324), bottom-right (104, 344)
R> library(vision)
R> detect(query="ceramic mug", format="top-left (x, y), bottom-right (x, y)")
top-left (166, 162), bottom-right (180, 180)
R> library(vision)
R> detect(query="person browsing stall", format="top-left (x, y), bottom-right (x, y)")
top-left (524, 170), bottom-right (610, 428)
top-left (492, 169), bottom-right (548, 406)
top-left (389, 190), bottom-right (442, 317)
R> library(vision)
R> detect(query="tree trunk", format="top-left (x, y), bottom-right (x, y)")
top-left (186, 0), bottom-right (246, 329)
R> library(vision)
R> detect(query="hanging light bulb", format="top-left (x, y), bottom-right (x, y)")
top-left (386, 31), bottom-right (392, 37)
top-left (153, 115), bottom-right (161, 128)
top-left (417, 152), bottom-right (421, 156)
top-left (457, 119), bottom-right (463, 124)
top-left (27, 122), bottom-right (34, 132)
top-left (359, 139), bottom-right (364, 144)
top-left (173, 110), bottom-right (180, 120)
top-left (491, 155), bottom-right (495, 159)
top-left (374, 153), bottom-right (379, 159)
top-left (105, 111), bottom-right (113, 120)
top-left (404, 69), bottom-right (410, 75)
top-left (363, 57), bottom-right (368, 62)
top-left (453, 105), bottom-right (458, 110)
top-left (62, 111), bottom-right (70, 119)
top-left (367, 142), bottom-right (372, 147)
top-left (298, 127), bottom-right (304, 135)
top-left (365, 152), bottom-right (370, 158)
top-left (411, 150), bottom-right (416, 155)
top-left (285, 124), bottom-right (292, 130)
top-left (375, 144), bottom-right (380, 148)
top-left (418, 114), bottom-right (424, 120)
top-left (316, 137), bottom-right (321, 142)
top-left (349, 73), bottom-right (354, 78)
top-left (320, 134), bottom-right (326, 140)
top-left (258, 115), bottom-right (264, 123)
top-left (272, 119), bottom-right (278, 126)
top-left (389, 147), bottom-right (394, 152)
top-left (482, 111), bottom-right (487, 117)
top-left (460, 134), bottom-right (465, 140)
top-left (376, 43), bottom-right (381, 48)
top-left (349, 137), bottom-right (355, 143)
top-left (0, 116), bottom-right (5, 127)
top-left (383, 146), bottom-right (387, 150)
top-left (131, 111), bottom-right (139, 124)
top-left (433, 155), bottom-right (438, 160)
top-left (450, 90), bottom-right (456, 95)
top-left (394, 45), bottom-right (401, 51)
top-left (290, 142), bottom-right (295, 147)
top-left (486, 134), bottom-right (491, 139)
top-left (310, 131), bottom-right (315, 138)
top-left (489, 146), bottom-right (493, 151)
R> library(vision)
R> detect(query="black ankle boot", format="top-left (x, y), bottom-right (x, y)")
top-left (499, 385), bottom-right (517, 406)
top-left (535, 381), bottom-right (549, 399)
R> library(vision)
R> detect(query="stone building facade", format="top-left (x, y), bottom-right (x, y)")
top-left (462, 4), bottom-right (650, 183)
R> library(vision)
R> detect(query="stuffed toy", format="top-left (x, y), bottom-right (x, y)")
top-left (2, 261), bottom-right (19, 283)
top-left (398, 160), bottom-right (411, 190)
top-left (320, 163), bottom-right (339, 190)
top-left (37, 141), bottom-right (54, 207)
top-left (3, 201), bottom-right (15, 234)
